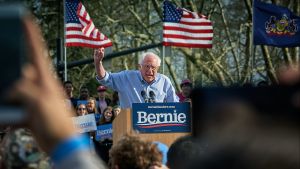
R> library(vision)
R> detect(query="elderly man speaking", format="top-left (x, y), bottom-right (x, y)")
top-left (94, 48), bottom-right (178, 109)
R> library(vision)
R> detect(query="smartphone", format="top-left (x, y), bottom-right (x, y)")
top-left (191, 85), bottom-right (300, 137)
top-left (0, 4), bottom-right (28, 124)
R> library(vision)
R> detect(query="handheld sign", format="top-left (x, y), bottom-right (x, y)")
top-left (77, 100), bottom-right (99, 108)
top-left (76, 100), bottom-right (88, 106)
top-left (132, 103), bottom-right (191, 133)
top-left (94, 113), bottom-right (102, 122)
top-left (95, 124), bottom-right (113, 141)
top-left (72, 114), bottom-right (97, 133)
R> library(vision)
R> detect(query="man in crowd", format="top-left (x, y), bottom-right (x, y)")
top-left (63, 81), bottom-right (78, 108)
top-left (94, 48), bottom-right (178, 109)
top-left (96, 85), bottom-right (111, 114)
top-left (177, 79), bottom-right (193, 102)
top-left (79, 86), bottom-right (90, 100)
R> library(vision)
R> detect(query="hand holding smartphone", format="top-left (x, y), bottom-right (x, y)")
top-left (0, 4), bottom-right (77, 153)
top-left (0, 4), bottom-right (28, 124)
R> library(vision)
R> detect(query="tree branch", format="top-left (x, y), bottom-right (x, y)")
top-left (164, 58), bottom-right (180, 92)
top-left (217, 0), bottom-right (240, 80)
top-left (261, 46), bottom-right (278, 84)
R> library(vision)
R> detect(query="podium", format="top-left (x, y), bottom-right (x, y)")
top-left (113, 103), bottom-right (191, 146)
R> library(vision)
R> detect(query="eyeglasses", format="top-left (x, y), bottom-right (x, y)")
top-left (142, 64), bottom-right (158, 71)
top-left (77, 108), bottom-right (86, 111)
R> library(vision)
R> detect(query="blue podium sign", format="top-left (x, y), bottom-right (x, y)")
top-left (132, 103), bottom-right (191, 133)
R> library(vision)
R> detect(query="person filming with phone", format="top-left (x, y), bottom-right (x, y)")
top-left (0, 6), bottom-right (106, 169)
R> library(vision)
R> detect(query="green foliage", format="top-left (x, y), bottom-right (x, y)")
top-left (2, 0), bottom-right (298, 91)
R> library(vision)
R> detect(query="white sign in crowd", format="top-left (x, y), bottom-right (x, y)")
top-left (72, 114), bottom-right (97, 133)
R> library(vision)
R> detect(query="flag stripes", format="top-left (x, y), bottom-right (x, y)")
top-left (163, 1), bottom-right (213, 48)
top-left (65, 0), bottom-right (112, 48)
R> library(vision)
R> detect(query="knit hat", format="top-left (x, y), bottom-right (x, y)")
top-left (0, 129), bottom-right (51, 169)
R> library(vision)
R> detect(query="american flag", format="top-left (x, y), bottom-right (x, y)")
top-left (65, 0), bottom-right (112, 48)
top-left (163, 1), bottom-right (213, 48)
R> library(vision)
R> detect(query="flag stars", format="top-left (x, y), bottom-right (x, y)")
top-left (163, 1), bottom-right (183, 23)
top-left (66, 1), bottom-right (80, 23)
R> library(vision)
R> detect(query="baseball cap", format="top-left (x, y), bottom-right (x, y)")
top-left (97, 85), bottom-right (107, 92)
top-left (0, 129), bottom-right (50, 169)
top-left (180, 79), bottom-right (192, 87)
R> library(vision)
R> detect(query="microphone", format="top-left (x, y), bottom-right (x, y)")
top-left (141, 90), bottom-right (148, 103)
top-left (149, 91), bottom-right (156, 103)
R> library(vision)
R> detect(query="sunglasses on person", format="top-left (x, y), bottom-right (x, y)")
top-left (77, 108), bottom-right (86, 111)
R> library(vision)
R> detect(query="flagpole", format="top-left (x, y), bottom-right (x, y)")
top-left (63, 0), bottom-right (67, 81)
top-left (251, 0), bottom-right (255, 83)
top-left (162, 45), bottom-right (165, 74)
top-left (64, 48), bottom-right (67, 81)
top-left (250, 35), bottom-right (255, 83)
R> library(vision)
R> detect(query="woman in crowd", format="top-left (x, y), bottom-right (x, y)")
top-left (76, 104), bottom-right (88, 116)
top-left (86, 98), bottom-right (98, 114)
top-left (93, 106), bottom-right (114, 164)
top-left (98, 106), bottom-right (114, 125)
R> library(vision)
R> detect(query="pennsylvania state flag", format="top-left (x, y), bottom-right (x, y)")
top-left (253, 0), bottom-right (300, 47)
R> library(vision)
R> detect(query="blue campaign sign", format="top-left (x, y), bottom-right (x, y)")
top-left (77, 100), bottom-right (99, 107)
top-left (95, 124), bottom-right (113, 141)
top-left (77, 100), bottom-right (88, 106)
top-left (94, 113), bottom-right (102, 122)
top-left (132, 103), bottom-right (191, 133)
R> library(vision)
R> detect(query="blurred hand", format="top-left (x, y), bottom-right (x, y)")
top-left (278, 64), bottom-right (300, 108)
top-left (278, 64), bottom-right (300, 85)
top-left (9, 18), bottom-right (76, 154)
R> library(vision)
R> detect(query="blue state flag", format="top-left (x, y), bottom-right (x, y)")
top-left (253, 0), bottom-right (300, 47)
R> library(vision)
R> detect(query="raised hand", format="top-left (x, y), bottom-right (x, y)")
top-left (93, 47), bottom-right (105, 65)
top-left (93, 47), bottom-right (106, 79)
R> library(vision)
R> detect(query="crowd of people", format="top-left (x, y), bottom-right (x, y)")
top-left (63, 80), bottom-right (192, 116)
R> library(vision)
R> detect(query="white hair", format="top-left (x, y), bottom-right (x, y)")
top-left (139, 52), bottom-right (161, 66)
